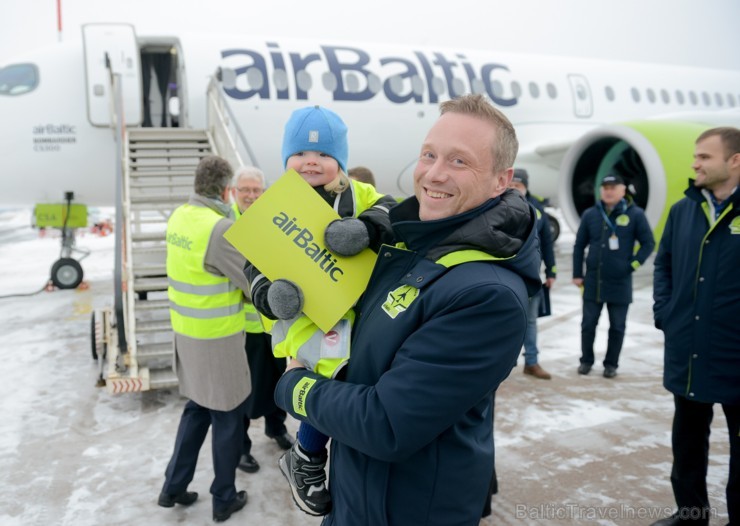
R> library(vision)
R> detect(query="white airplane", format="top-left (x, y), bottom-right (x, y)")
top-left (4, 23), bottom-right (738, 392)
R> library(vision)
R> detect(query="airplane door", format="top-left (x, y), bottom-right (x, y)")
top-left (82, 24), bottom-right (142, 127)
top-left (567, 74), bottom-right (593, 118)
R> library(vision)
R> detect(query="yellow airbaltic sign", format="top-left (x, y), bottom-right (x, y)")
top-left (224, 169), bottom-right (377, 333)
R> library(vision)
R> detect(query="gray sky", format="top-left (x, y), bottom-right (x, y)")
top-left (1, 0), bottom-right (739, 70)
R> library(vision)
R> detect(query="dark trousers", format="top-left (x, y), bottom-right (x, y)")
top-left (481, 391), bottom-right (498, 518)
top-left (670, 395), bottom-right (740, 524)
top-left (163, 398), bottom-right (246, 511)
top-left (243, 331), bottom-right (288, 455)
top-left (580, 300), bottom-right (628, 368)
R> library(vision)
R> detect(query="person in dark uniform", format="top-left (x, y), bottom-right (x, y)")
top-left (572, 174), bottom-right (654, 378)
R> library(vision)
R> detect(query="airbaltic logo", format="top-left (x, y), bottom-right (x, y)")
top-left (273, 212), bottom-right (344, 282)
top-left (221, 43), bottom-right (518, 106)
top-left (167, 232), bottom-right (193, 250)
top-left (729, 216), bottom-right (740, 235)
top-left (293, 377), bottom-right (316, 417)
top-left (616, 214), bottom-right (630, 227)
top-left (382, 284), bottom-right (420, 319)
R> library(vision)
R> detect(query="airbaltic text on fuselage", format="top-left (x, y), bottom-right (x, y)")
top-left (221, 43), bottom-right (518, 106)
top-left (273, 212), bottom-right (344, 282)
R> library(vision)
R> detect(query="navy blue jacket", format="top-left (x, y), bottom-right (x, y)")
top-left (275, 190), bottom-right (541, 526)
top-left (527, 194), bottom-right (556, 279)
top-left (653, 181), bottom-right (740, 404)
top-left (573, 198), bottom-right (655, 304)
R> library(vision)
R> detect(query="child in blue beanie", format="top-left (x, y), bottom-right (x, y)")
top-left (245, 105), bottom-right (396, 516)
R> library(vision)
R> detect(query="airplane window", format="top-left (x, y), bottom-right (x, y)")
top-left (714, 93), bottom-right (723, 107)
top-left (510, 81), bottom-right (522, 99)
top-left (490, 80), bottom-right (504, 99)
top-left (296, 70), bottom-right (312, 92)
top-left (646, 88), bottom-right (656, 104)
top-left (322, 72), bottom-right (337, 92)
top-left (529, 82), bottom-right (540, 99)
top-left (631, 87), bottom-right (641, 103)
top-left (688, 91), bottom-right (698, 105)
top-left (274, 69), bottom-right (289, 91)
top-left (470, 78), bottom-right (485, 95)
top-left (546, 83), bottom-right (557, 99)
top-left (452, 78), bottom-right (466, 98)
top-left (728, 94), bottom-right (736, 108)
top-left (660, 89), bottom-right (670, 104)
top-left (0, 63), bottom-right (39, 96)
top-left (431, 76), bottom-right (446, 96)
top-left (246, 68), bottom-right (264, 90)
top-left (368, 73), bottom-right (382, 95)
top-left (389, 75), bottom-right (404, 95)
top-left (604, 86), bottom-right (615, 101)
top-left (675, 90), bottom-right (685, 105)
top-left (345, 73), bottom-right (361, 93)
top-left (701, 92), bottom-right (711, 106)
top-left (411, 75), bottom-right (425, 96)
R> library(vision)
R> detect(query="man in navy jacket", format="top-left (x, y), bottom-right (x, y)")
top-left (650, 127), bottom-right (740, 526)
top-left (274, 94), bottom-right (542, 526)
top-left (572, 174), bottom-right (654, 378)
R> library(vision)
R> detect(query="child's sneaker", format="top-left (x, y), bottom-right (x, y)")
top-left (278, 442), bottom-right (332, 516)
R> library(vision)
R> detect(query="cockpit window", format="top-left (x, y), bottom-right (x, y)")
top-left (0, 63), bottom-right (39, 96)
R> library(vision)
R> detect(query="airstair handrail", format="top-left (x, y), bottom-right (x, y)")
top-left (206, 69), bottom-right (258, 170)
top-left (105, 53), bottom-right (128, 357)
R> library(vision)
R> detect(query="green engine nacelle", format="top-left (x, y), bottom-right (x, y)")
top-left (558, 121), bottom-right (712, 244)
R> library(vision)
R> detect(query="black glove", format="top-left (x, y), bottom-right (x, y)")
top-left (324, 217), bottom-right (370, 256)
top-left (267, 279), bottom-right (304, 320)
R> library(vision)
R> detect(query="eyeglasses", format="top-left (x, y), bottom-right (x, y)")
top-left (236, 187), bottom-right (263, 194)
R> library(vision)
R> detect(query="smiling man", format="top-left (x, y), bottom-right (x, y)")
top-left (651, 127), bottom-right (740, 526)
top-left (273, 94), bottom-right (542, 525)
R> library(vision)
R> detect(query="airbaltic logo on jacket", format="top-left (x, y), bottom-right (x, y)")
top-left (293, 377), bottom-right (317, 417)
top-left (730, 216), bottom-right (740, 235)
top-left (166, 232), bottom-right (193, 250)
top-left (382, 284), bottom-right (420, 319)
top-left (616, 214), bottom-right (630, 227)
top-left (273, 211), bottom-right (344, 282)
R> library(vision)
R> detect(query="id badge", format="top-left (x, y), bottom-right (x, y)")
top-left (609, 235), bottom-right (619, 250)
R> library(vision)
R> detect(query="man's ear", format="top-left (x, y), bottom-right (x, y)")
top-left (494, 168), bottom-right (514, 194)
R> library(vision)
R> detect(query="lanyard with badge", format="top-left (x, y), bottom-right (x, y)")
top-left (599, 206), bottom-right (619, 250)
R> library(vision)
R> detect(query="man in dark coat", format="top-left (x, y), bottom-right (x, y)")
top-left (572, 174), bottom-right (654, 378)
top-left (650, 127), bottom-right (740, 526)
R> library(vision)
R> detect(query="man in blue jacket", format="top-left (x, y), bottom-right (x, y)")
top-left (650, 127), bottom-right (740, 526)
top-left (510, 168), bottom-right (557, 379)
top-left (572, 174), bottom-right (654, 378)
top-left (272, 94), bottom-right (542, 526)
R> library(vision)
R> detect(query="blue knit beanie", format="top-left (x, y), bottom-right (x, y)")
top-left (281, 105), bottom-right (348, 173)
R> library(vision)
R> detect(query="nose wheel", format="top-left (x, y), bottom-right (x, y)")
top-left (51, 257), bottom-right (84, 289)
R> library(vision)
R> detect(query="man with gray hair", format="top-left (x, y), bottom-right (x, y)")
top-left (160, 155), bottom-right (251, 522)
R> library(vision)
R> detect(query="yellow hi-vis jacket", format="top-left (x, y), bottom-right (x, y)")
top-left (167, 204), bottom-right (244, 339)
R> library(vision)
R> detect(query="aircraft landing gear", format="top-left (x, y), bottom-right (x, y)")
top-left (51, 257), bottom-right (84, 289)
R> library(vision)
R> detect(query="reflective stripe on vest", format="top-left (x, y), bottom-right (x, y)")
top-left (244, 303), bottom-right (264, 334)
top-left (167, 204), bottom-right (244, 339)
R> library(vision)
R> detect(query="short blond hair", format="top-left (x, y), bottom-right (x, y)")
top-left (440, 94), bottom-right (518, 173)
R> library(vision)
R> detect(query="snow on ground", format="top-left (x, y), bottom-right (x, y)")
top-left (0, 208), bottom-right (731, 525)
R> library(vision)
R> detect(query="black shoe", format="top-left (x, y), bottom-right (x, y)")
top-left (279, 443), bottom-right (332, 516)
top-left (578, 363), bottom-right (592, 375)
top-left (270, 432), bottom-right (295, 451)
top-left (603, 365), bottom-right (617, 378)
top-left (238, 453), bottom-right (260, 473)
top-left (157, 490), bottom-right (198, 508)
top-left (213, 490), bottom-right (247, 522)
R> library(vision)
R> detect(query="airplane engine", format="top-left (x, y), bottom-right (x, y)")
top-left (558, 121), bottom-right (713, 241)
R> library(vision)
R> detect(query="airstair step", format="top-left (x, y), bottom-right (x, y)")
top-left (130, 193), bottom-right (190, 204)
top-left (128, 129), bottom-right (209, 142)
top-left (133, 263), bottom-right (166, 277)
top-left (130, 141), bottom-right (210, 150)
top-left (149, 368), bottom-right (179, 389)
top-left (129, 169), bottom-right (196, 178)
top-left (134, 298), bottom-right (169, 310)
top-left (136, 343), bottom-right (173, 365)
top-left (129, 180), bottom-right (193, 189)
top-left (134, 276), bottom-right (169, 292)
top-left (130, 150), bottom-right (208, 159)
top-left (136, 319), bottom-right (172, 333)
top-left (129, 160), bottom-right (201, 169)
top-left (131, 231), bottom-right (165, 242)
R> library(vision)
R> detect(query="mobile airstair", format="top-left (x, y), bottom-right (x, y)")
top-left (94, 62), bottom-right (252, 393)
